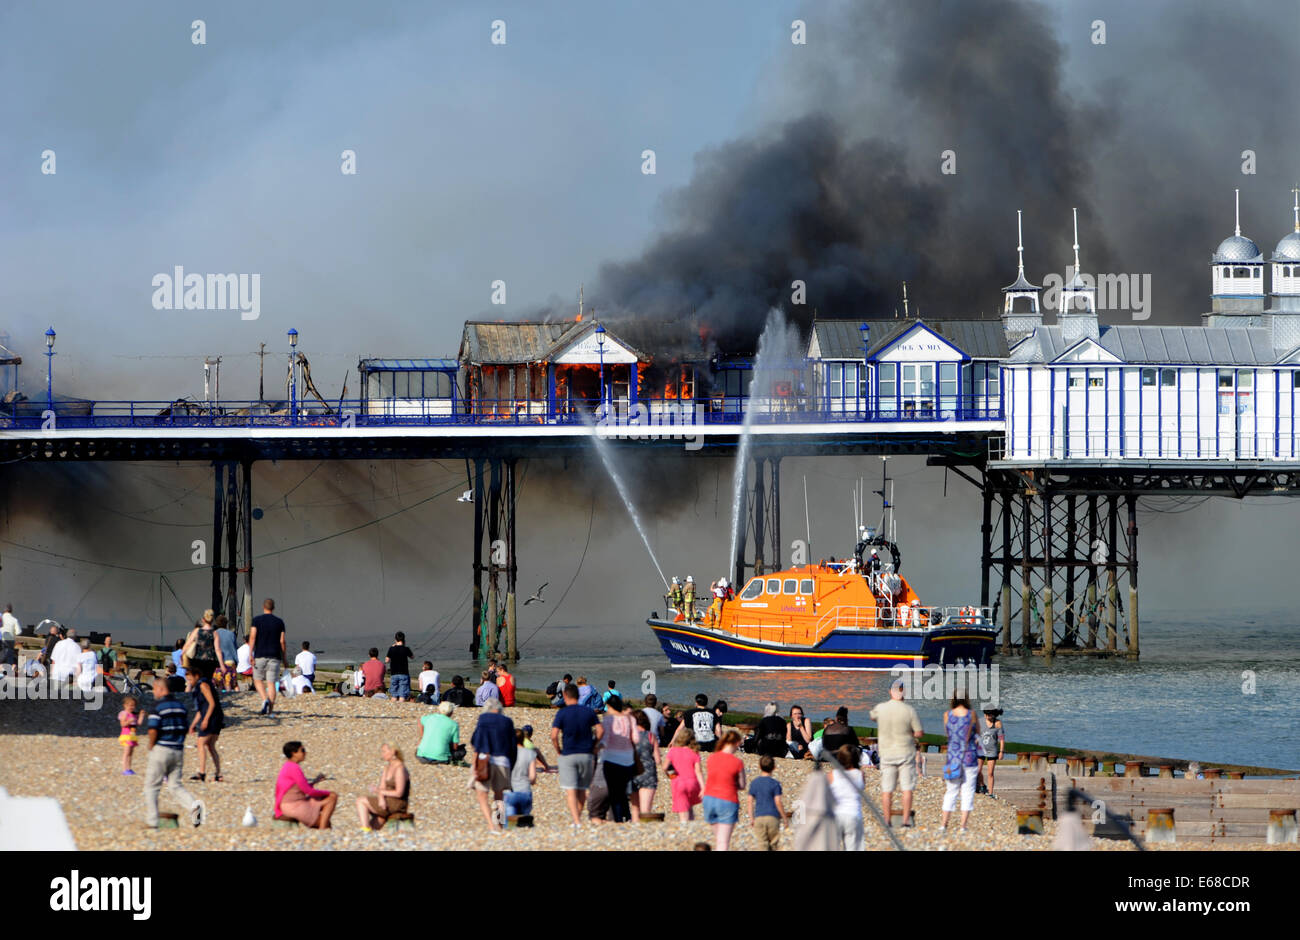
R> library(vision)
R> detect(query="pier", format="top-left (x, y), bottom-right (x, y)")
top-left (8, 201), bottom-right (1300, 660)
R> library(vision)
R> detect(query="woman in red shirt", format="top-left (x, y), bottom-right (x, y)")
top-left (702, 729), bottom-right (747, 851)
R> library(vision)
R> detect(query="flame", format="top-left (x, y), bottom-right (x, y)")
top-left (575, 311), bottom-right (583, 322)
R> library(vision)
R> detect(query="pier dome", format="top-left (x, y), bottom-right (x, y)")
top-left (1273, 231), bottom-right (1300, 262)
top-left (1212, 234), bottom-right (1263, 263)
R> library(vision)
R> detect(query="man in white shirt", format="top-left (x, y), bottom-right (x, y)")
top-left (0, 604), bottom-right (19, 676)
top-left (288, 665), bottom-right (312, 695)
top-left (293, 641), bottom-right (317, 685)
top-left (75, 639), bottom-right (99, 693)
top-left (417, 661), bottom-right (440, 702)
top-left (50, 629), bottom-right (82, 685)
top-left (235, 640), bottom-right (252, 684)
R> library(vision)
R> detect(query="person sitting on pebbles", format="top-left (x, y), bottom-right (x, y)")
top-left (356, 742), bottom-right (410, 832)
top-left (274, 740), bottom-right (338, 829)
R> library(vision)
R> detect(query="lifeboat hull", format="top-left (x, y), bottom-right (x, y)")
top-left (648, 618), bottom-right (996, 670)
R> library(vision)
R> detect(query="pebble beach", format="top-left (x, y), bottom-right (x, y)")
top-left (0, 687), bottom-right (1292, 851)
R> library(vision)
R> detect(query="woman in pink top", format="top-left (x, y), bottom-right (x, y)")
top-left (662, 723), bottom-right (705, 822)
top-left (275, 740), bottom-right (338, 829)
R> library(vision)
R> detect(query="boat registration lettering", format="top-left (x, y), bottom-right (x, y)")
top-left (669, 639), bottom-right (710, 661)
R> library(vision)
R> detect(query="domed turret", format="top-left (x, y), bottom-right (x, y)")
top-left (1210, 190), bottom-right (1264, 316)
top-left (1270, 187), bottom-right (1300, 311)
top-left (1001, 210), bottom-right (1042, 339)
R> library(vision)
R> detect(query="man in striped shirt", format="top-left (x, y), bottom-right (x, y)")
top-left (143, 675), bottom-right (205, 829)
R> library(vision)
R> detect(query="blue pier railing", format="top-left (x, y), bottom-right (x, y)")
top-left (0, 397), bottom-right (1003, 431)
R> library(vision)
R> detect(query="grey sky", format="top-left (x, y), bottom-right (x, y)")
top-left (4, 0), bottom-right (1298, 401)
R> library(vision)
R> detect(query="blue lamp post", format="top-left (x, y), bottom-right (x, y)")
top-left (44, 327), bottom-right (56, 414)
top-left (595, 323), bottom-right (607, 417)
top-left (859, 322), bottom-right (870, 418)
top-left (287, 328), bottom-right (299, 424)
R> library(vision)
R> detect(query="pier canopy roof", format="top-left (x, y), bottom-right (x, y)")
top-left (810, 319), bottom-right (1007, 362)
top-left (1009, 324), bottom-right (1279, 365)
top-left (0, 343), bottom-right (21, 366)
top-left (458, 320), bottom-right (646, 366)
top-left (868, 320), bottom-right (1009, 362)
top-left (358, 358), bottom-right (458, 373)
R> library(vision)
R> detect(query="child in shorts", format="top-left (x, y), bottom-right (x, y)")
top-left (118, 695), bottom-right (142, 775)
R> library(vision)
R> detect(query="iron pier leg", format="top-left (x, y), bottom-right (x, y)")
top-left (225, 461), bottom-right (238, 623)
top-left (1086, 494), bottom-right (1098, 649)
top-left (1021, 495), bottom-right (1032, 654)
top-left (471, 458), bottom-right (485, 659)
top-left (770, 457), bottom-right (782, 570)
top-left (1127, 493), bottom-right (1140, 660)
top-left (242, 459), bottom-right (254, 635)
top-left (980, 483), bottom-right (992, 609)
top-left (1064, 495), bottom-right (1077, 647)
top-left (1106, 495), bottom-right (1119, 652)
top-left (211, 462), bottom-right (224, 614)
top-left (1000, 490), bottom-right (1012, 655)
top-left (506, 458), bottom-right (518, 663)
top-left (752, 457), bottom-right (766, 577)
top-left (487, 458), bottom-right (502, 656)
top-left (1042, 491), bottom-right (1055, 663)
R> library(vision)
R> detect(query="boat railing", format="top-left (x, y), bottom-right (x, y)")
top-left (933, 606), bottom-right (994, 626)
top-left (815, 604), bottom-right (994, 635)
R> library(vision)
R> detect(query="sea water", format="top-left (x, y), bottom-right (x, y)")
top-left (385, 610), bottom-right (1298, 772)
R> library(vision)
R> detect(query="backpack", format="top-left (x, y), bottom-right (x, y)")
top-left (545, 680), bottom-right (560, 698)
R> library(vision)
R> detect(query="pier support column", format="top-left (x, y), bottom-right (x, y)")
top-left (1086, 495), bottom-right (1098, 649)
top-left (241, 458), bottom-right (254, 634)
top-left (1020, 495), bottom-right (1032, 653)
top-left (979, 484), bottom-right (992, 609)
top-left (1127, 493), bottom-right (1140, 660)
top-left (486, 458), bottom-right (502, 656)
top-left (471, 458), bottom-right (485, 659)
top-left (211, 462), bottom-right (224, 613)
top-left (751, 458), bottom-right (766, 577)
top-left (1064, 495), bottom-right (1077, 647)
top-left (505, 458), bottom-right (518, 663)
top-left (1106, 495), bottom-right (1118, 652)
top-left (1001, 491), bottom-right (1012, 654)
top-left (1042, 492), bottom-right (1054, 663)
top-left (224, 460), bottom-right (239, 623)
top-left (770, 457), bottom-right (781, 570)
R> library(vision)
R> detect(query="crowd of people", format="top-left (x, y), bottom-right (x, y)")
top-left (5, 598), bottom-right (1014, 847)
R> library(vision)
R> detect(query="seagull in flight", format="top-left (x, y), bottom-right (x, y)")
top-left (457, 490), bottom-right (473, 503)
top-left (524, 583), bottom-right (549, 606)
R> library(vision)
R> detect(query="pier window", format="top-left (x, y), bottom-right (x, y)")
top-left (939, 362), bottom-right (957, 406)
top-left (1238, 371), bottom-right (1253, 388)
top-left (766, 578), bottom-right (780, 594)
top-left (1160, 369), bottom-right (1176, 387)
top-left (1068, 376), bottom-right (1083, 388)
top-left (739, 579), bottom-right (763, 600)
top-left (783, 579), bottom-right (797, 594)
top-left (901, 364), bottom-right (934, 412)
top-left (1089, 377), bottom-right (1103, 388)
top-left (1141, 368), bottom-right (1157, 386)
top-left (1293, 371), bottom-right (1300, 389)
top-left (1218, 370), bottom-right (1234, 388)
top-left (877, 363), bottom-right (897, 412)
